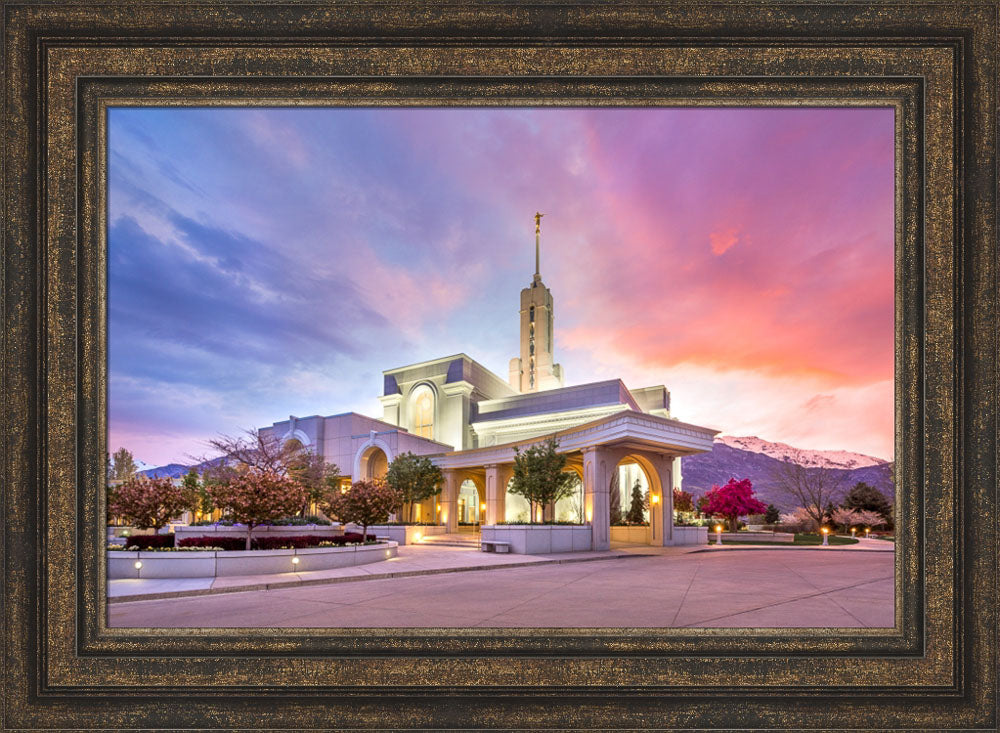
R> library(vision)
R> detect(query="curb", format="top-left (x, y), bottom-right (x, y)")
top-left (108, 551), bottom-right (652, 604)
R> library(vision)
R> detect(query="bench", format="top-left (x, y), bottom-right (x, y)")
top-left (480, 540), bottom-right (511, 553)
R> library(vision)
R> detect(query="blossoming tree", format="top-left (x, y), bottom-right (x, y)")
top-left (327, 479), bottom-right (402, 541)
top-left (209, 468), bottom-right (308, 550)
top-left (109, 475), bottom-right (188, 532)
top-left (702, 477), bottom-right (767, 532)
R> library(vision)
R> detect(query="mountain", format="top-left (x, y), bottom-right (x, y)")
top-left (681, 436), bottom-right (894, 511)
top-left (141, 456), bottom-right (227, 479)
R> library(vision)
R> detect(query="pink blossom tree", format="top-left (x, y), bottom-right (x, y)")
top-left (327, 479), bottom-right (402, 541)
top-left (702, 477), bottom-right (767, 532)
top-left (209, 468), bottom-right (308, 550)
top-left (109, 475), bottom-right (189, 532)
top-left (830, 506), bottom-right (860, 533)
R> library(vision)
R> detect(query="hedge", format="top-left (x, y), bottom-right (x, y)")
top-left (175, 533), bottom-right (378, 551)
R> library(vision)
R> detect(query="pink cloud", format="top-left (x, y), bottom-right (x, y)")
top-left (709, 227), bottom-right (740, 255)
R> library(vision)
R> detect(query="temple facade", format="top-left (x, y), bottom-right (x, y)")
top-left (260, 216), bottom-right (717, 548)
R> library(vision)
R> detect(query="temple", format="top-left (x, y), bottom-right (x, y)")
top-left (260, 215), bottom-right (718, 549)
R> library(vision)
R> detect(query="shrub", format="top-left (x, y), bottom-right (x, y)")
top-left (124, 534), bottom-right (175, 550)
top-left (175, 534), bottom-right (370, 550)
top-left (267, 515), bottom-right (332, 526)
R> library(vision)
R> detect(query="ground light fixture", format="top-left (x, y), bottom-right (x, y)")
top-left (714, 524), bottom-right (723, 545)
top-left (291, 556), bottom-right (300, 565)
top-left (821, 527), bottom-right (830, 546)
top-left (851, 527), bottom-right (857, 537)
top-left (133, 561), bottom-right (142, 569)
top-left (414, 533), bottom-right (422, 542)
top-left (865, 527), bottom-right (871, 538)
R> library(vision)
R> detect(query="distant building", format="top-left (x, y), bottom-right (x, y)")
top-left (260, 216), bottom-right (717, 549)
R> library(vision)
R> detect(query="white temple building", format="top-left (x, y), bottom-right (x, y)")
top-left (260, 214), bottom-right (717, 549)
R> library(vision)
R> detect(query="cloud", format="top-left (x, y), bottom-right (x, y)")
top-left (709, 227), bottom-right (740, 256)
top-left (108, 106), bottom-right (895, 465)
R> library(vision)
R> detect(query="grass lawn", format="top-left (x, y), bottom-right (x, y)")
top-left (714, 533), bottom-right (860, 546)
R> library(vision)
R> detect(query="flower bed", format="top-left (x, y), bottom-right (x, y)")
top-left (108, 540), bottom-right (398, 579)
top-left (173, 523), bottom-right (344, 543)
top-left (120, 532), bottom-right (375, 551)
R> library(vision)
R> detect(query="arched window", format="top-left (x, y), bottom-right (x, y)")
top-left (411, 384), bottom-right (435, 439)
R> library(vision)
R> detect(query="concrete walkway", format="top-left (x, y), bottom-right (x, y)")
top-left (108, 544), bottom-right (894, 628)
top-left (108, 543), bottom-right (674, 601)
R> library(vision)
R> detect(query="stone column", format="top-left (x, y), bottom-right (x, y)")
top-left (650, 453), bottom-right (674, 546)
top-left (583, 446), bottom-right (612, 551)
top-left (484, 464), bottom-right (504, 525)
top-left (440, 469), bottom-right (459, 532)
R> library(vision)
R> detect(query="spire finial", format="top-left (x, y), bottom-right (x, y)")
top-left (534, 212), bottom-right (545, 277)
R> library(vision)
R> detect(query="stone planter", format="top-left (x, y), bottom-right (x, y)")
top-left (717, 531), bottom-right (794, 543)
top-left (480, 524), bottom-right (592, 554)
top-left (173, 524), bottom-right (344, 543)
top-left (672, 526), bottom-right (709, 545)
top-left (361, 524), bottom-right (448, 545)
top-left (610, 525), bottom-right (651, 544)
top-left (108, 541), bottom-right (398, 579)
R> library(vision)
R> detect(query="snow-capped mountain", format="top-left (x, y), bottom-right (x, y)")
top-left (681, 436), bottom-right (894, 511)
top-left (714, 435), bottom-right (889, 470)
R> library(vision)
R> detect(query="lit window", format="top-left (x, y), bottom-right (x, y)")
top-left (412, 385), bottom-right (434, 439)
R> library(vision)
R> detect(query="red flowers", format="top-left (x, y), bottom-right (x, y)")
top-left (702, 477), bottom-right (767, 532)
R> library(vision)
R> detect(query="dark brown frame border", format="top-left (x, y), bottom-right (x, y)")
top-left (3, 3), bottom-right (996, 730)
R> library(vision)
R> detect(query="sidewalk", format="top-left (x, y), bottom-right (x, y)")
top-left (107, 544), bottom-right (687, 602)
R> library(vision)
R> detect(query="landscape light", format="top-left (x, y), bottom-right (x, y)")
top-left (821, 527), bottom-right (830, 546)
top-left (291, 556), bottom-right (300, 565)
top-left (414, 533), bottom-right (422, 542)
top-left (133, 561), bottom-right (142, 569)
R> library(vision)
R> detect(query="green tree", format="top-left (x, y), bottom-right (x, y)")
top-left (508, 437), bottom-right (578, 524)
top-left (384, 452), bottom-right (443, 523)
top-left (625, 480), bottom-right (647, 525)
top-left (843, 482), bottom-right (893, 522)
top-left (764, 504), bottom-right (780, 524)
top-left (181, 468), bottom-right (214, 516)
top-left (111, 447), bottom-right (138, 482)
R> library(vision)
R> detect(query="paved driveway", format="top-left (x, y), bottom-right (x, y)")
top-left (108, 546), bottom-right (894, 629)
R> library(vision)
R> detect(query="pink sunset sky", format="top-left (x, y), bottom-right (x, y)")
top-left (108, 106), bottom-right (895, 466)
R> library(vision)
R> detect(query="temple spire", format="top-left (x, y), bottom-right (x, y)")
top-left (534, 211), bottom-right (545, 280)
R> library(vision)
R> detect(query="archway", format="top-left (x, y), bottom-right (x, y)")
top-left (457, 479), bottom-right (485, 532)
top-left (608, 453), bottom-right (667, 546)
top-left (359, 445), bottom-right (388, 481)
top-left (504, 468), bottom-right (586, 524)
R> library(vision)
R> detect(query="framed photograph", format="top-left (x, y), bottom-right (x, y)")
top-left (3, 2), bottom-right (996, 730)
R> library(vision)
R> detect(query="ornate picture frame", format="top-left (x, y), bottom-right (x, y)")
top-left (2, 2), bottom-right (996, 729)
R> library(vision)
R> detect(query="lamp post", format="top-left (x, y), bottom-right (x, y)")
top-left (865, 527), bottom-right (870, 539)
top-left (821, 526), bottom-right (830, 546)
top-left (851, 526), bottom-right (857, 538)
top-left (715, 524), bottom-right (723, 546)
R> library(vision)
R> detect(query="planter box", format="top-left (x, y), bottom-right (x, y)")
top-left (717, 531), bottom-right (795, 543)
top-left (173, 524), bottom-right (344, 542)
top-left (108, 541), bottom-right (398, 579)
top-left (361, 524), bottom-right (448, 545)
top-left (672, 526), bottom-right (709, 545)
top-left (480, 524), bottom-right (591, 554)
top-left (610, 525), bottom-right (651, 544)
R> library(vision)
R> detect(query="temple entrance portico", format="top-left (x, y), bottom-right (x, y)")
top-left (431, 410), bottom-right (717, 550)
